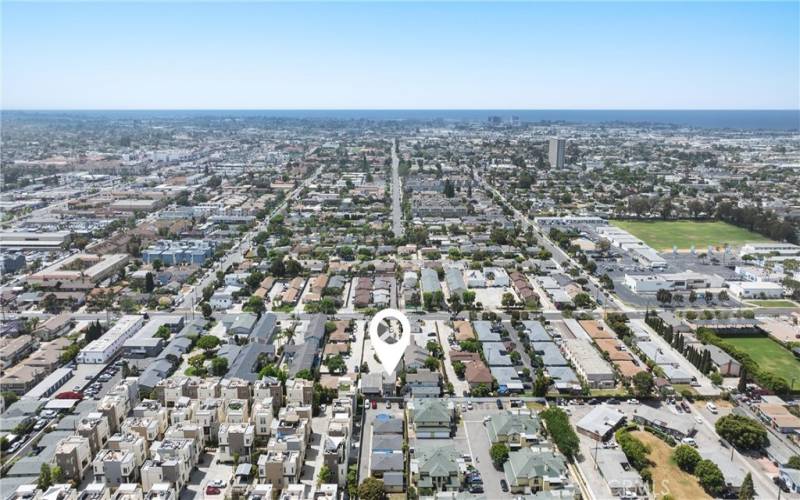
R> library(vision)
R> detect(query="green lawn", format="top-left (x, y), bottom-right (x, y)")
top-left (724, 337), bottom-right (800, 383)
top-left (746, 299), bottom-right (798, 308)
top-left (610, 220), bottom-right (771, 251)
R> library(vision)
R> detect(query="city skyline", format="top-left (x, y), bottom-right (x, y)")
top-left (2, 1), bottom-right (799, 110)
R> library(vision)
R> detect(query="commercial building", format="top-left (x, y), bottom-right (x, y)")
top-left (739, 243), bottom-right (800, 258)
top-left (0, 231), bottom-right (71, 250)
top-left (78, 315), bottom-right (144, 364)
top-left (624, 271), bottom-right (712, 294)
top-left (632, 406), bottom-right (695, 439)
top-left (728, 281), bottom-right (784, 299)
top-left (29, 253), bottom-right (129, 291)
top-left (576, 405), bottom-right (626, 441)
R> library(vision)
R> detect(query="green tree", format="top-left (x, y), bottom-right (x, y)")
top-left (715, 414), bottom-right (768, 451)
top-left (152, 259), bottom-right (163, 272)
top-left (317, 464), bottom-right (332, 485)
top-left (51, 466), bottom-right (64, 483)
top-left (145, 272), bottom-right (155, 293)
top-left (325, 355), bottom-right (346, 375)
top-left (787, 455), bottom-right (800, 469)
top-left (243, 295), bottom-right (265, 317)
top-left (533, 369), bottom-right (549, 397)
top-left (631, 371), bottom-right (654, 398)
top-left (617, 431), bottom-right (651, 471)
top-left (490, 443), bottom-right (510, 469)
top-left (462, 290), bottom-right (476, 309)
top-left (154, 325), bottom-right (170, 340)
top-left (358, 477), bottom-right (386, 500)
top-left (201, 302), bottom-right (213, 319)
top-left (459, 339), bottom-right (480, 352)
top-left (573, 292), bottom-right (592, 309)
top-left (673, 444), bottom-right (702, 473)
top-left (423, 356), bottom-right (440, 370)
top-left (295, 369), bottom-right (314, 380)
top-left (38, 463), bottom-right (52, 490)
top-left (453, 360), bottom-right (466, 378)
top-left (2, 391), bottom-right (19, 407)
top-left (211, 356), bottom-right (228, 376)
top-left (197, 335), bottom-right (220, 353)
top-left (471, 383), bottom-right (491, 397)
top-left (695, 459), bottom-right (726, 496)
top-left (540, 407), bottom-right (580, 459)
top-left (42, 293), bottom-right (60, 314)
top-left (738, 473), bottom-right (755, 500)
top-left (449, 292), bottom-right (462, 313)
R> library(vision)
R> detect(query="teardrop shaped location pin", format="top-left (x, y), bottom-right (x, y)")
top-left (368, 308), bottom-right (411, 375)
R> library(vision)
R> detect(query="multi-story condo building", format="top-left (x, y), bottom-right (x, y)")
top-left (225, 399), bottom-right (249, 424)
top-left (133, 400), bottom-right (169, 437)
top-left (141, 438), bottom-right (198, 492)
top-left (93, 449), bottom-right (140, 487)
top-left (252, 397), bottom-right (275, 437)
top-left (55, 436), bottom-right (92, 483)
top-left (220, 378), bottom-right (251, 400)
top-left (77, 412), bottom-right (111, 455)
top-left (218, 423), bottom-right (255, 463)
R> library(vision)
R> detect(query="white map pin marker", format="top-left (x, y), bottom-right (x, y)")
top-left (369, 308), bottom-right (411, 375)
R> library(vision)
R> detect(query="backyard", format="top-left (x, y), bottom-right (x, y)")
top-left (724, 336), bottom-right (800, 384)
top-left (610, 220), bottom-right (771, 251)
top-left (630, 431), bottom-right (710, 500)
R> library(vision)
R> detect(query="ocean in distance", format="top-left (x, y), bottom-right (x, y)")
top-left (6, 109), bottom-right (799, 131)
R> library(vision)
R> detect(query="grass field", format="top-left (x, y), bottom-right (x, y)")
top-left (746, 299), bottom-right (799, 308)
top-left (610, 220), bottom-right (771, 251)
top-left (630, 431), bottom-right (710, 500)
top-left (724, 336), bottom-right (800, 382)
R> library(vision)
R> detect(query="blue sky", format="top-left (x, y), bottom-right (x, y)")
top-left (2, 1), bottom-right (798, 110)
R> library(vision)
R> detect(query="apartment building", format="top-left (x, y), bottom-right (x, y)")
top-left (0, 335), bottom-right (38, 369)
top-left (562, 339), bottom-right (616, 389)
top-left (55, 436), bottom-right (92, 483)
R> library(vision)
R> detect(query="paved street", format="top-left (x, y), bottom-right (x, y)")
top-left (390, 141), bottom-right (404, 239)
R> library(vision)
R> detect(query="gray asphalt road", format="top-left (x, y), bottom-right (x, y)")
top-left (391, 142), bottom-right (403, 239)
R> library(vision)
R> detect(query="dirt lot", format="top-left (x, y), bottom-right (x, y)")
top-left (630, 431), bottom-right (710, 500)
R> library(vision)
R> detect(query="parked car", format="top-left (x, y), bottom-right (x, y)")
top-left (371, 400), bottom-right (377, 409)
top-left (500, 479), bottom-right (509, 492)
top-left (496, 399), bottom-right (503, 409)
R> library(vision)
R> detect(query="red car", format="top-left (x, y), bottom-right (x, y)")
top-left (205, 486), bottom-right (221, 495)
top-left (371, 400), bottom-right (377, 409)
